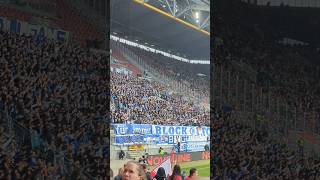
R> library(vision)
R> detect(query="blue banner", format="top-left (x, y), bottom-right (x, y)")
top-left (113, 124), bottom-right (210, 136)
top-left (114, 135), bottom-right (144, 144)
top-left (113, 124), bottom-right (131, 135)
top-left (177, 142), bottom-right (209, 152)
top-left (131, 124), bottom-right (153, 134)
top-left (112, 124), bottom-right (210, 151)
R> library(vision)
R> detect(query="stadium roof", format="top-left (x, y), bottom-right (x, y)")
top-left (110, 0), bottom-right (210, 60)
top-left (242, 0), bottom-right (320, 7)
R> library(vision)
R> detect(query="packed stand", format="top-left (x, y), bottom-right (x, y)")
top-left (212, 1), bottom-right (320, 179)
top-left (212, 109), bottom-right (320, 179)
top-left (111, 72), bottom-right (209, 126)
top-left (213, 1), bottom-right (320, 130)
top-left (124, 44), bottom-right (210, 100)
top-left (0, 30), bottom-right (108, 179)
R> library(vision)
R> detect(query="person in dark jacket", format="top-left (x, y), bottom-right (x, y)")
top-left (119, 150), bottom-right (125, 160)
top-left (154, 167), bottom-right (166, 180)
top-left (169, 165), bottom-right (182, 180)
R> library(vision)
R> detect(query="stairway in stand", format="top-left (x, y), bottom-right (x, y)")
top-left (127, 150), bottom-right (144, 160)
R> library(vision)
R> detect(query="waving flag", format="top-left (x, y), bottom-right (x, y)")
top-left (150, 147), bottom-right (174, 177)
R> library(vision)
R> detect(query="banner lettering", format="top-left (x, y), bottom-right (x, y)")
top-left (0, 16), bottom-right (69, 41)
top-left (152, 125), bottom-right (210, 136)
top-left (147, 151), bottom-right (210, 166)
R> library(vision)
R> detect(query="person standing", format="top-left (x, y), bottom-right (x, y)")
top-left (142, 164), bottom-right (152, 180)
top-left (153, 167), bottom-right (166, 180)
top-left (169, 165), bottom-right (182, 180)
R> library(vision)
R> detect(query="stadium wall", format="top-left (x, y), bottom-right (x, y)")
top-left (110, 129), bottom-right (177, 160)
top-left (109, 142), bottom-right (176, 160)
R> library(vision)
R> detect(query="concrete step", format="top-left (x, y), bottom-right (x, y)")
top-left (127, 150), bottom-right (144, 160)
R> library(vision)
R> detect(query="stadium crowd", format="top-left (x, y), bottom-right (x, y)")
top-left (110, 71), bottom-right (209, 126)
top-left (212, 1), bottom-right (320, 179)
top-left (0, 30), bottom-right (108, 179)
top-left (111, 161), bottom-right (198, 180)
top-left (214, 2), bottom-right (320, 115)
top-left (212, 109), bottom-right (320, 179)
top-left (126, 45), bottom-right (210, 99)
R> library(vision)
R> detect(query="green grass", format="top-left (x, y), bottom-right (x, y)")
top-left (178, 160), bottom-right (210, 177)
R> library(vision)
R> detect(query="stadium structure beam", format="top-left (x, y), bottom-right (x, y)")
top-left (176, 6), bottom-right (191, 17)
top-left (173, 0), bottom-right (176, 16)
top-left (190, 0), bottom-right (209, 6)
top-left (133, 0), bottom-right (210, 36)
top-left (190, 4), bottom-right (209, 11)
top-left (200, 15), bottom-right (209, 29)
top-left (139, 0), bottom-right (210, 33)
top-left (200, 0), bottom-right (209, 5)
top-left (165, 0), bottom-right (174, 16)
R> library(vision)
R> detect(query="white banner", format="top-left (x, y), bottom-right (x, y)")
top-left (152, 125), bottom-right (210, 136)
top-left (0, 16), bottom-right (69, 41)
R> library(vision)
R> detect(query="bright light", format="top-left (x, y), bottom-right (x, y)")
top-left (111, 35), bottom-right (210, 64)
top-left (195, 12), bottom-right (199, 19)
top-left (196, 19), bottom-right (199, 23)
top-left (145, 42), bottom-right (148, 45)
top-left (135, 39), bottom-right (139, 42)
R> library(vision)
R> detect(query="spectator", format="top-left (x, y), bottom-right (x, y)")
top-left (184, 168), bottom-right (197, 180)
top-left (204, 144), bottom-right (209, 151)
top-left (116, 42), bottom-right (210, 102)
top-left (110, 72), bottom-right (209, 126)
top-left (122, 161), bottom-right (147, 180)
top-left (119, 150), bottom-right (125, 160)
top-left (297, 138), bottom-right (305, 158)
top-left (169, 165), bottom-right (182, 180)
top-left (153, 167), bottom-right (166, 180)
top-left (212, 109), bottom-right (320, 179)
top-left (139, 155), bottom-right (147, 164)
top-left (0, 28), bottom-right (108, 179)
top-left (211, 2), bottom-right (320, 179)
top-left (142, 164), bottom-right (152, 180)
top-left (181, 171), bottom-right (187, 180)
top-left (159, 147), bottom-right (165, 155)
